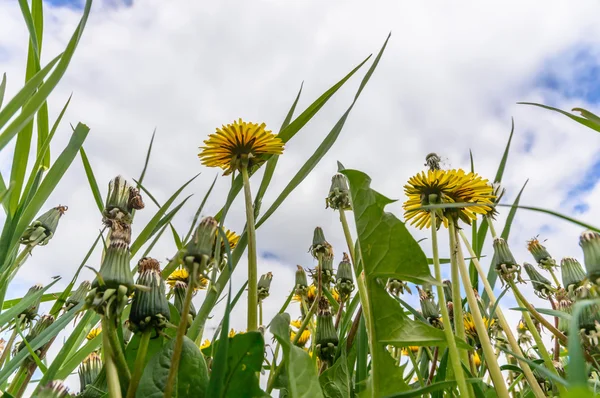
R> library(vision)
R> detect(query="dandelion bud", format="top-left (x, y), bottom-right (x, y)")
top-left (103, 176), bottom-right (136, 223)
top-left (185, 217), bottom-right (218, 274)
top-left (65, 281), bottom-right (91, 311)
top-left (418, 287), bottom-right (441, 326)
top-left (555, 289), bottom-right (573, 336)
top-left (443, 280), bottom-right (453, 303)
top-left (258, 272), bottom-right (273, 301)
top-left (174, 281), bottom-right (196, 324)
top-left (78, 351), bottom-right (102, 393)
top-left (35, 381), bottom-right (71, 398)
top-left (387, 278), bottom-right (411, 296)
top-left (20, 205), bottom-right (67, 246)
top-left (580, 231), bottom-right (600, 284)
top-left (335, 253), bottom-right (354, 299)
top-left (129, 258), bottom-right (170, 333)
top-left (321, 254), bottom-right (334, 285)
top-left (310, 227), bottom-right (333, 259)
top-left (18, 315), bottom-right (54, 365)
top-left (523, 263), bottom-right (553, 298)
top-left (493, 238), bottom-right (521, 282)
top-left (295, 265), bottom-right (308, 296)
top-left (315, 298), bottom-right (338, 365)
top-left (425, 153), bottom-right (441, 171)
top-left (561, 258), bottom-right (586, 296)
top-left (578, 302), bottom-right (600, 346)
top-left (527, 237), bottom-right (557, 270)
top-left (19, 284), bottom-right (43, 323)
top-left (326, 174), bottom-right (351, 210)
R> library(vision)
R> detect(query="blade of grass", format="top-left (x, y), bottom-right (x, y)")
top-left (0, 278), bottom-right (58, 327)
top-left (132, 129), bottom-right (156, 221)
top-left (256, 33), bottom-right (390, 229)
top-left (0, 73), bottom-right (6, 109)
top-left (0, 0), bottom-right (92, 152)
top-left (55, 332), bottom-right (102, 380)
top-left (15, 321), bottom-right (47, 373)
top-left (2, 292), bottom-right (60, 310)
top-left (79, 147), bottom-right (103, 214)
top-left (183, 175), bottom-right (217, 244)
top-left (519, 102), bottom-right (600, 133)
top-left (568, 299), bottom-right (600, 388)
top-left (496, 203), bottom-right (600, 232)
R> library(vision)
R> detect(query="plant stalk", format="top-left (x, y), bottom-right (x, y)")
top-left (102, 318), bottom-right (122, 398)
top-left (339, 210), bottom-right (355, 266)
top-left (126, 330), bottom-right (151, 398)
top-left (241, 164), bottom-right (258, 332)
top-left (431, 216), bottom-right (470, 397)
top-left (104, 317), bottom-right (131, 385)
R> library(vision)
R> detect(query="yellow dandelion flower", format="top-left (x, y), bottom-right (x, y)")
top-left (198, 119), bottom-right (284, 175)
top-left (228, 328), bottom-right (245, 338)
top-left (463, 313), bottom-right (495, 339)
top-left (200, 339), bottom-right (211, 350)
top-left (86, 327), bottom-right (101, 340)
top-left (290, 319), bottom-right (303, 329)
top-left (293, 284), bottom-right (317, 304)
top-left (472, 351), bottom-right (481, 367)
top-left (331, 287), bottom-right (342, 303)
top-left (291, 329), bottom-right (311, 346)
top-left (517, 319), bottom-right (527, 333)
top-left (401, 346), bottom-right (420, 356)
top-left (403, 169), bottom-right (494, 229)
top-left (166, 268), bottom-right (209, 290)
top-left (220, 228), bottom-right (240, 250)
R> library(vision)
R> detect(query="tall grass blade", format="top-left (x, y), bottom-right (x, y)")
top-left (79, 147), bottom-right (103, 214)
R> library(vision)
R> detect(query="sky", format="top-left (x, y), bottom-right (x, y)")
top-left (3, 0), bottom-right (600, 393)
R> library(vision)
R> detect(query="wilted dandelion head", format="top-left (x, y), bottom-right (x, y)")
top-left (198, 119), bottom-right (284, 175)
top-left (403, 169), bottom-right (494, 229)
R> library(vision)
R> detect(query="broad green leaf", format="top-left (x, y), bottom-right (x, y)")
top-left (136, 336), bottom-right (209, 398)
top-left (320, 350), bottom-right (352, 398)
top-left (0, 0), bottom-right (92, 152)
top-left (519, 102), bottom-right (600, 133)
top-left (80, 147), bottom-right (103, 214)
top-left (220, 332), bottom-right (266, 397)
top-left (0, 301), bottom-right (84, 385)
top-left (270, 313), bottom-right (324, 398)
top-left (125, 333), bottom-right (165, 373)
top-left (0, 278), bottom-right (58, 327)
top-left (256, 34), bottom-right (390, 230)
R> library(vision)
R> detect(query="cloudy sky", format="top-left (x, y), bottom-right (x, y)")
top-left (3, 0), bottom-right (600, 391)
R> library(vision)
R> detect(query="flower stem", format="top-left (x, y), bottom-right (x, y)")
top-left (408, 350), bottom-right (424, 387)
top-left (102, 317), bottom-right (123, 398)
top-left (427, 347), bottom-right (439, 384)
top-left (452, 224), bottom-right (509, 397)
top-left (431, 216), bottom-right (470, 397)
top-left (241, 164), bottom-right (258, 332)
top-left (548, 269), bottom-right (561, 288)
top-left (259, 300), bottom-right (264, 327)
top-left (104, 317), bottom-right (131, 385)
top-left (0, 320), bottom-right (19, 367)
top-left (126, 330), bottom-right (151, 398)
top-left (164, 259), bottom-right (201, 398)
top-left (457, 229), bottom-right (546, 398)
top-left (448, 219), bottom-right (470, 369)
top-left (339, 210), bottom-right (355, 266)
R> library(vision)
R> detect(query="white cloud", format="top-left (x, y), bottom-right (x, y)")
top-left (3, 0), bottom-right (600, 391)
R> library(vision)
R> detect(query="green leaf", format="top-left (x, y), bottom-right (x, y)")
top-left (183, 175), bottom-right (217, 245)
top-left (568, 299), bottom-right (600, 388)
top-left (220, 332), bottom-right (267, 397)
top-left (0, 301), bottom-right (84, 385)
top-left (80, 147), bottom-right (103, 214)
top-left (1, 291), bottom-right (59, 310)
top-left (497, 202), bottom-right (600, 232)
top-left (125, 333), bottom-right (165, 373)
top-left (0, 278), bottom-right (58, 327)
top-left (0, 0), bottom-right (92, 152)
top-left (0, 73), bottom-right (6, 109)
top-left (519, 102), bottom-right (600, 133)
top-left (320, 350), bottom-right (352, 398)
top-left (136, 336), bottom-right (209, 398)
top-left (256, 33), bottom-right (390, 230)
top-left (271, 313), bottom-right (324, 398)
top-left (132, 129), bottom-right (156, 221)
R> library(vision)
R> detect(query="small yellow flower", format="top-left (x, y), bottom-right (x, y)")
top-left (219, 228), bottom-right (240, 251)
top-left (291, 329), bottom-right (311, 346)
top-left (401, 346), bottom-right (420, 356)
top-left (463, 313), bottom-right (495, 339)
top-left (293, 284), bottom-right (317, 304)
top-left (200, 339), bottom-right (211, 350)
top-left (472, 351), bottom-right (481, 367)
top-left (403, 169), bottom-right (494, 229)
top-left (517, 319), bottom-right (527, 333)
top-left (290, 319), bottom-right (303, 329)
top-left (198, 119), bottom-right (284, 175)
top-left (86, 327), bottom-right (101, 340)
top-left (166, 268), bottom-right (209, 290)
top-left (331, 287), bottom-right (342, 303)
top-left (228, 328), bottom-right (245, 338)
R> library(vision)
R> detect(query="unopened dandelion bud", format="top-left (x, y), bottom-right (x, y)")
top-left (35, 381), bottom-right (71, 398)
top-left (578, 302), bottom-right (600, 345)
top-left (185, 217), bottom-right (218, 273)
top-left (387, 278), bottom-right (411, 296)
top-left (561, 257), bottom-right (586, 295)
top-left (315, 298), bottom-right (338, 364)
top-left (523, 263), bottom-right (553, 298)
top-left (310, 227), bottom-right (333, 258)
top-left (18, 315), bottom-right (54, 364)
top-left (493, 238), bottom-right (521, 281)
top-left (65, 280), bottom-right (91, 311)
top-left (321, 254), bottom-right (334, 285)
top-left (442, 280), bottom-right (453, 303)
top-left (78, 351), bottom-right (102, 393)
top-left (326, 174), bottom-right (351, 210)
top-left (174, 281), bottom-right (196, 323)
top-left (418, 287), bottom-right (440, 325)
top-left (129, 257), bottom-right (170, 333)
top-left (555, 289), bottom-right (573, 336)
top-left (295, 265), bottom-right (308, 296)
top-left (20, 205), bottom-right (67, 246)
top-left (19, 284), bottom-right (44, 323)
top-left (425, 153), bottom-right (441, 171)
top-left (580, 231), bottom-right (600, 284)
top-left (103, 176), bottom-right (137, 223)
top-left (335, 253), bottom-right (354, 299)
top-left (527, 237), bottom-right (557, 270)
top-left (258, 272), bottom-right (273, 301)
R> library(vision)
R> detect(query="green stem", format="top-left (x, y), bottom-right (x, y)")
top-left (0, 322), bottom-right (19, 367)
top-left (6, 366), bottom-right (27, 396)
top-left (104, 317), bottom-right (131, 385)
top-left (451, 224), bottom-right (508, 397)
top-left (339, 210), bottom-right (355, 266)
top-left (408, 350), bottom-right (424, 387)
top-left (241, 164), bottom-right (258, 332)
top-left (431, 216), bottom-right (470, 397)
top-left (510, 280), bottom-right (567, 396)
top-left (102, 318), bottom-right (122, 398)
top-left (458, 229), bottom-right (546, 398)
top-left (259, 300), bottom-right (263, 327)
top-left (165, 259), bottom-right (201, 398)
top-left (548, 269), bottom-right (561, 288)
top-left (126, 330), bottom-right (151, 398)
